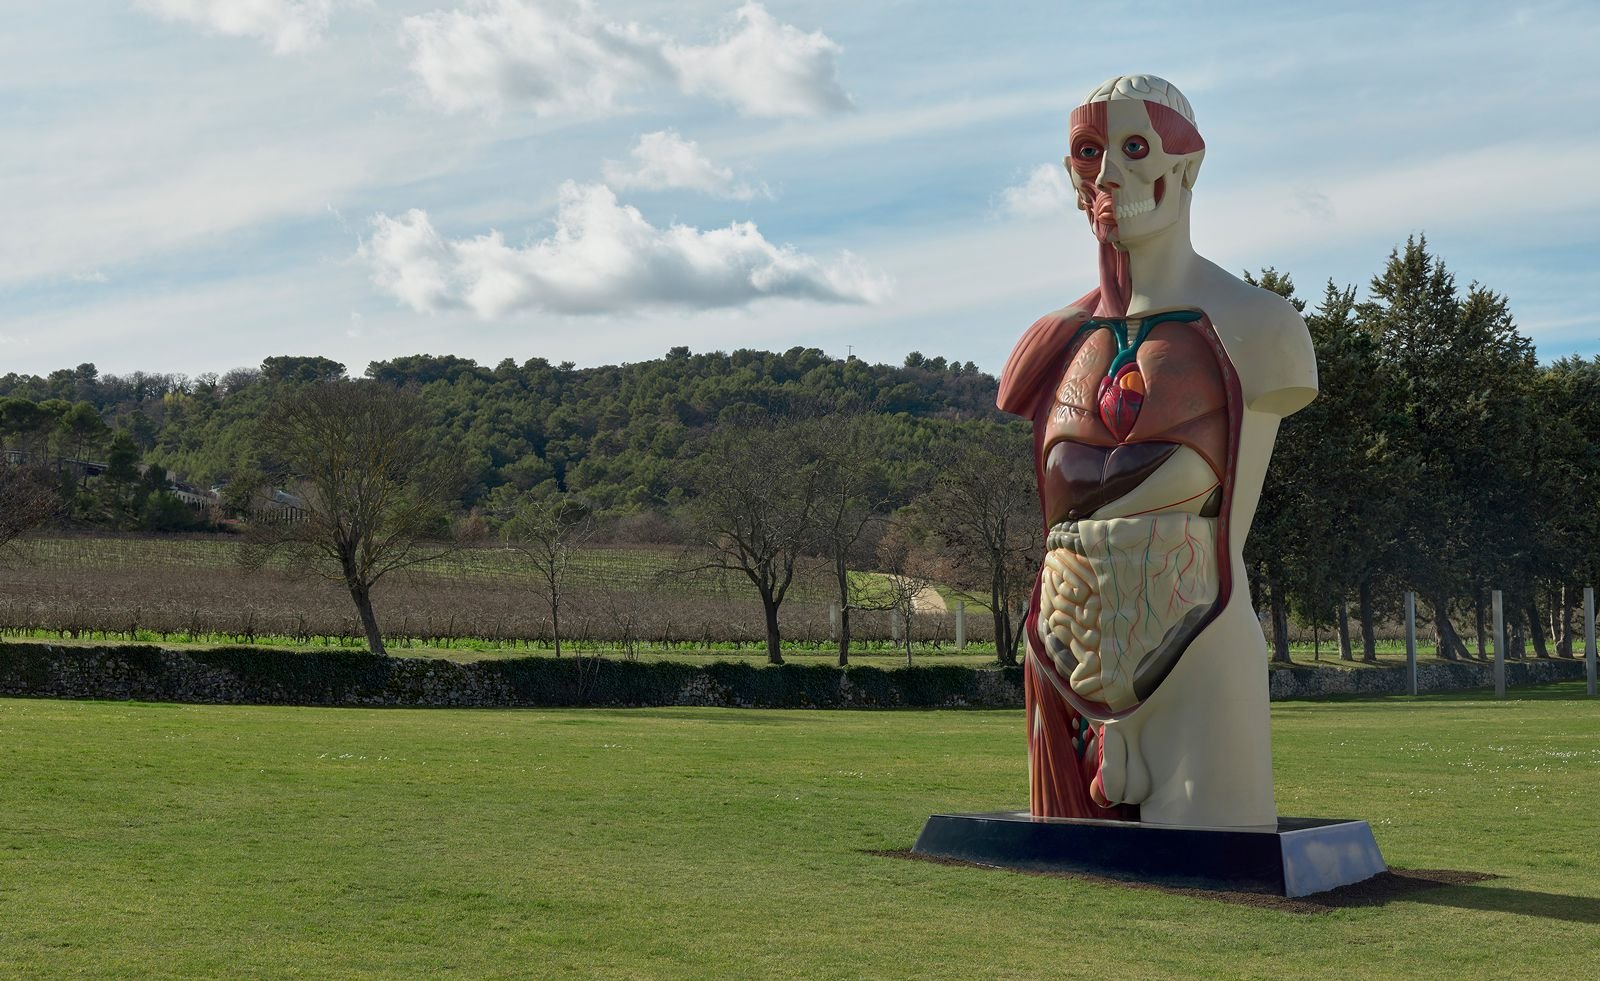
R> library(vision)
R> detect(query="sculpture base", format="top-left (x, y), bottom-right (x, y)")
top-left (912, 811), bottom-right (1386, 898)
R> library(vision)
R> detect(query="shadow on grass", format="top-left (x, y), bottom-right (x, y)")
top-left (1403, 679), bottom-right (1597, 703)
top-left (868, 850), bottom-right (1546, 915)
top-left (1407, 883), bottom-right (1600, 923)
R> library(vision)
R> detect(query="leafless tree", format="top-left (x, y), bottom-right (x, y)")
top-left (685, 412), bottom-right (824, 665)
top-left (873, 519), bottom-right (939, 666)
top-left (809, 415), bottom-right (895, 666)
top-left (0, 459), bottom-right (60, 555)
top-left (502, 494), bottom-right (593, 657)
top-left (245, 380), bottom-right (460, 656)
top-left (915, 428), bottom-right (1041, 665)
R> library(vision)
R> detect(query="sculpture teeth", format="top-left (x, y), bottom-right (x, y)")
top-left (1115, 197), bottom-right (1155, 220)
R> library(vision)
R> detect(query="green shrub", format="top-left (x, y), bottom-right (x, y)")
top-left (0, 642), bottom-right (1023, 709)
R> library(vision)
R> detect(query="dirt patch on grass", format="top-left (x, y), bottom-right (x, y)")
top-left (866, 848), bottom-right (1494, 914)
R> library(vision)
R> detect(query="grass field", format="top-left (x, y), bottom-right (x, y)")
top-left (3, 685), bottom-right (1599, 978)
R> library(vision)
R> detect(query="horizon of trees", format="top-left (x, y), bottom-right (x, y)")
top-left (1247, 237), bottom-right (1600, 664)
top-left (4, 236), bottom-right (1600, 663)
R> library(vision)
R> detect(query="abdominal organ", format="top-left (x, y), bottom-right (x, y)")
top-left (1034, 311), bottom-right (1238, 721)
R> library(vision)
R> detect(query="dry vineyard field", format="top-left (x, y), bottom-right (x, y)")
top-left (0, 534), bottom-right (995, 659)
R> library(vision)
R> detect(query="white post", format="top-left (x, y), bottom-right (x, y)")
top-left (1492, 589), bottom-right (1506, 699)
top-left (1585, 587), bottom-right (1596, 698)
top-left (890, 608), bottom-right (900, 644)
top-left (955, 601), bottom-right (966, 650)
top-left (829, 603), bottom-right (840, 641)
top-left (1404, 591), bottom-right (1417, 696)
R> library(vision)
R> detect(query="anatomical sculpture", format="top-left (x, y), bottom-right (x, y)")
top-left (998, 75), bottom-right (1317, 828)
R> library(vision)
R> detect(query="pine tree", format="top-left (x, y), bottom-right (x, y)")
top-left (1357, 236), bottom-right (1539, 659)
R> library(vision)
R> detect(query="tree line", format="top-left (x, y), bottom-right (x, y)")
top-left (233, 384), bottom-right (1037, 668)
top-left (3, 236), bottom-right (1598, 666)
top-left (0, 347), bottom-right (998, 518)
top-left (1250, 237), bottom-right (1600, 663)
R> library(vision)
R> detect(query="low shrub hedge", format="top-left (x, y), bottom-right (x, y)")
top-left (3, 642), bottom-right (1585, 709)
top-left (0, 642), bottom-right (1025, 710)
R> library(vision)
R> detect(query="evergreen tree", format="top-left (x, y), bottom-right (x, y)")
top-left (1357, 236), bottom-right (1540, 659)
top-left (1242, 268), bottom-right (1310, 661)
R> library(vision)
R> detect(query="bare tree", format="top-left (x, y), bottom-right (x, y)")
top-left (502, 494), bottom-right (593, 657)
top-left (685, 413), bottom-right (824, 665)
top-left (246, 380), bottom-right (459, 656)
top-left (809, 415), bottom-right (894, 666)
top-left (873, 519), bottom-right (938, 667)
top-left (915, 428), bottom-right (1041, 665)
top-left (0, 459), bottom-right (59, 555)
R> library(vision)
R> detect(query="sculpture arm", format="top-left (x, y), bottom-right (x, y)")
top-left (1219, 290), bottom-right (1318, 418)
top-left (1247, 306), bottom-right (1317, 416)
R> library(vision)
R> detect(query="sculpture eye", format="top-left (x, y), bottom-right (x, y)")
top-left (1075, 143), bottom-right (1103, 161)
top-left (1123, 137), bottom-right (1150, 159)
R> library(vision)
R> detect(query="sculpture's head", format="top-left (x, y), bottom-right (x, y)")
top-left (1066, 75), bottom-right (1205, 248)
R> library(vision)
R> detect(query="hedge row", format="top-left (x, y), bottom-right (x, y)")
top-left (1, 643), bottom-right (1588, 710)
top-left (0, 643), bottom-right (1024, 710)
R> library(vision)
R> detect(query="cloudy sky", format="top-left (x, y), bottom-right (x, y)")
top-left (4, 0), bottom-right (1598, 378)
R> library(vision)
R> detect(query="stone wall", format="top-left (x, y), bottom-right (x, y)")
top-left (1269, 657), bottom-right (1589, 699)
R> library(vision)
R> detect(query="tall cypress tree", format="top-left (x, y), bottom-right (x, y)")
top-left (1357, 236), bottom-right (1540, 659)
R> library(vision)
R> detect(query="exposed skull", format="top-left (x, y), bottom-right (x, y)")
top-left (1064, 75), bottom-right (1205, 247)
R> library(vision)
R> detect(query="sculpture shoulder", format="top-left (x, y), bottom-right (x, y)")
top-left (997, 301), bottom-right (1095, 417)
top-left (1193, 269), bottom-right (1318, 417)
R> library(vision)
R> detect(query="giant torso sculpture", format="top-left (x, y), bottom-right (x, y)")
top-left (999, 76), bottom-right (1316, 829)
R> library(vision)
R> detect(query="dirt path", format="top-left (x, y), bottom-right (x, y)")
top-left (886, 576), bottom-right (948, 613)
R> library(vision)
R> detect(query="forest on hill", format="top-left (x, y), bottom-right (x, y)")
top-left (0, 344), bottom-right (1004, 518)
top-left (5, 236), bottom-right (1600, 664)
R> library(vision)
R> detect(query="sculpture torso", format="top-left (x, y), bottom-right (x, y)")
top-left (997, 74), bottom-right (1317, 828)
top-left (1000, 274), bottom-right (1313, 826)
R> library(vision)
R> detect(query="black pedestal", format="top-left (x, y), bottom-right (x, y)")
top-left (912, 811), bottom-right (1386, 898)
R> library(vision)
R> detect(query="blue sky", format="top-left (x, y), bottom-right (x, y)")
top-left (4, 0), bottom-right (1598, 378)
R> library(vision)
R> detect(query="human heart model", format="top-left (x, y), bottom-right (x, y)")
top-left (998, 75), bottom-right (1317, 829)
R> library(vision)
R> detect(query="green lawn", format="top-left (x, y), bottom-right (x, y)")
top-left (3, 686), bottom-right (1598, 978)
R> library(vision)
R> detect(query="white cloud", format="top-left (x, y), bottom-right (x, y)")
top-left (399, 0), bottom-right (667, 117)
top-left (399, 0), bottom-right (851, 118)
top-left (665, 2), bottom-right (852, 117)
top-left (2, 6), bottom-right (488, 292)
top-left (360, 181), bottom-right (890, 317)
top-left (716, 87), bottom-right (1072, 159)
top-left (0, 134), bottom-right (374, 288)
top-left (1192, 140), bottom-right (1600, 261)
top-left (136, 0), bottom-right (347, 54)
top-left (71, 270), bottom-right (111, 285)
top-left (602, 130), bottom-right (763, 200)
top-left (363, 207), bottom-right (461, 314)
top-left (999, 163), bottom-right (1074, 219)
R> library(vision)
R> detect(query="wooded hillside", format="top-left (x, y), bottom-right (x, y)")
top-left (1, 345), bottom-right (1004, 516)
